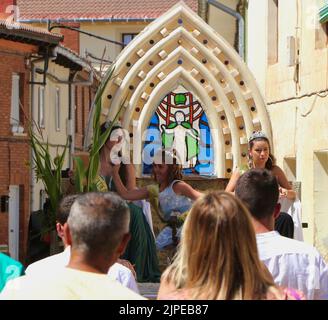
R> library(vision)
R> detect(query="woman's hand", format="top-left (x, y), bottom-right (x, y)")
top-left (279, 187), bottom-right (288, 198)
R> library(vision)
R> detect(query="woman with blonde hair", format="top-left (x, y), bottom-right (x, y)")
top-left (157, 191), bottom-right (304, 300)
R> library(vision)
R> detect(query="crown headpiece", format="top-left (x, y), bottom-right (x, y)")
top-left (103, 120), bottom-right (113, 129)
top-left (248, 131), bottom-right (268, 143)
top-left (103, 120), bottom-right (122, 129)
top-left (100, 120), bottom-right (122, 134)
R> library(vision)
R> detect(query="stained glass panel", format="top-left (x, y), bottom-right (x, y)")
top-left (142, 88), bottom-right (214, 176)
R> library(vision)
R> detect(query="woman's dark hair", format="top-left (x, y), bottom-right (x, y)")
top-left (99, 122), bottom-right (127, 185)
top-left (99, 122), bottom-right (122, 154)
top-left (167, 162), bottom-right (183, 183)
top-left (249, 137), bottom-right (276, 170)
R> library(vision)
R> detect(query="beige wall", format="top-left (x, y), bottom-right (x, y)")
top-left (313, 151), bottom-right (328, 262)
top-left (267, 96), bottom-right (328, 246)
top-left (80, 22), bottom-right (148, 68)
top-left (246, 0), bottom-right (268, 94)
top-left (31, 62), bottom-right (70, 212)
top-left (79, 9), bottom-right (239, 68)
top-left (247, 0), bottom-right (328, 257)
top-left (208, 0), bottom-right (239, 48)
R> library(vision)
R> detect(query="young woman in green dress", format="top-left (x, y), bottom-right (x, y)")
top-left (96, 123), bottom-right (160, 283)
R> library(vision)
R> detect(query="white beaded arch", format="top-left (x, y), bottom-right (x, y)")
top-left (87, 1), bottom-right (272, 178)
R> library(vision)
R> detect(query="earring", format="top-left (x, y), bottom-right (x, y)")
top-left (248, 155), bottom-right (253, 169)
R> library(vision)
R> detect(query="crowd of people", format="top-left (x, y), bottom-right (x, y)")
top-left (1, 128), bottom-right (327, 300)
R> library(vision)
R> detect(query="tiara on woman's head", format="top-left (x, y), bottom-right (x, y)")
top-left (248, 131), bottom-right (268, 143)
top-left (101, 120), bottom-right (122, 133)
top-left (103, 120), bottom-right (112, 129)
top-left (104, 120), bottom-right (121, 129)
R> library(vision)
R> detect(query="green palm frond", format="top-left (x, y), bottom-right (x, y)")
top-left (28, 123), bottom-right (68, 230)
top-left (74, 64), bottom-right (126, 192)
top-left (73, 156), bottom-right (86, 193)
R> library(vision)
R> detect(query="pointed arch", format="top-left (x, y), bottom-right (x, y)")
top-left (88, 1), bottom-right (272, 178)
top-left (133, 66), bottom-right (225, 176)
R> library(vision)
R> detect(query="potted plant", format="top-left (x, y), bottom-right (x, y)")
top-left (28, 64), bottom-right (124, 254)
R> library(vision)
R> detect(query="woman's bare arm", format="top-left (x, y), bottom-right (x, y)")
top-left (272, 166), bottom-right (297, 200)
top-left (172, 181), bottom-right (202, 201)
top-left (123, 164), bottom-right (137, 191)
top-left (225, 169), bottom-right (241, 193)
top-left (112, 166), bottom-right (149, 201)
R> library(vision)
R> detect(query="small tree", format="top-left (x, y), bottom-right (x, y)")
top-left (30, 126), bottom-right (67, 230)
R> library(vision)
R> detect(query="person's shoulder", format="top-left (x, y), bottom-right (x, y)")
top-left (0, 276), bottom-right (26, 299)
top-left (271, 165), bottom-right (284, 175)
top-left (274, 234), bottom-right (322, 256)
top-left (0, 274), bottom-right (52, 299)
top-left (170, 180), bottom-right (185, 192)
top-left (171, 179), bottom-right (183, 186)
top-left (26, 255), bottom-right (53, 269)
top-left (171, 180), bottom-right (197, 197)
top-left (171, 180), bottom-right (187, 189)
top-left (157, 274), bottom-right (191, 300)
top-left (266, 286), bottom-right (305, 300)
top-left (103, 279), bottom-right (145, 300)
top-left (157, 273), bottom-right (178, 300)
top-left (25, 251), bottom-right (67, 275)
top-left (74, 268), bottom-right (143, 300)
top-left (0, 252), bottom-right (23, 268)
top-left (0, 254), bottom-right (24, 289)
top-left (108, 262), bottom-right (133, 278)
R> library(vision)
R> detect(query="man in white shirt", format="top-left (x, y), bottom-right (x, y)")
top-left (1, 192), bottom-right (144, 300)
top-left (25, 194), bottom-right (139, 294)
top-left (235, 168), bottom-right (328, 300)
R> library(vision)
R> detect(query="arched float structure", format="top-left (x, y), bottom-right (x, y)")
top-left (86, 1), bottom-right (272, 178)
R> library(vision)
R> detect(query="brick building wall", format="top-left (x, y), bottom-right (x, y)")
top-left (0, 40), bottom-right (33, 262)
top-left (60, 22), bottom-right (80, 54)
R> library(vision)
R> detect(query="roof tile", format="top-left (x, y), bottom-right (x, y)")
top-left (0, 17), bottom-right (63, 41)
top-left (16, 0), bottom-right (198, 21)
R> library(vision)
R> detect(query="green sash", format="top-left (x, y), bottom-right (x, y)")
top-left (95, 175), bottom-right (109, 192)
